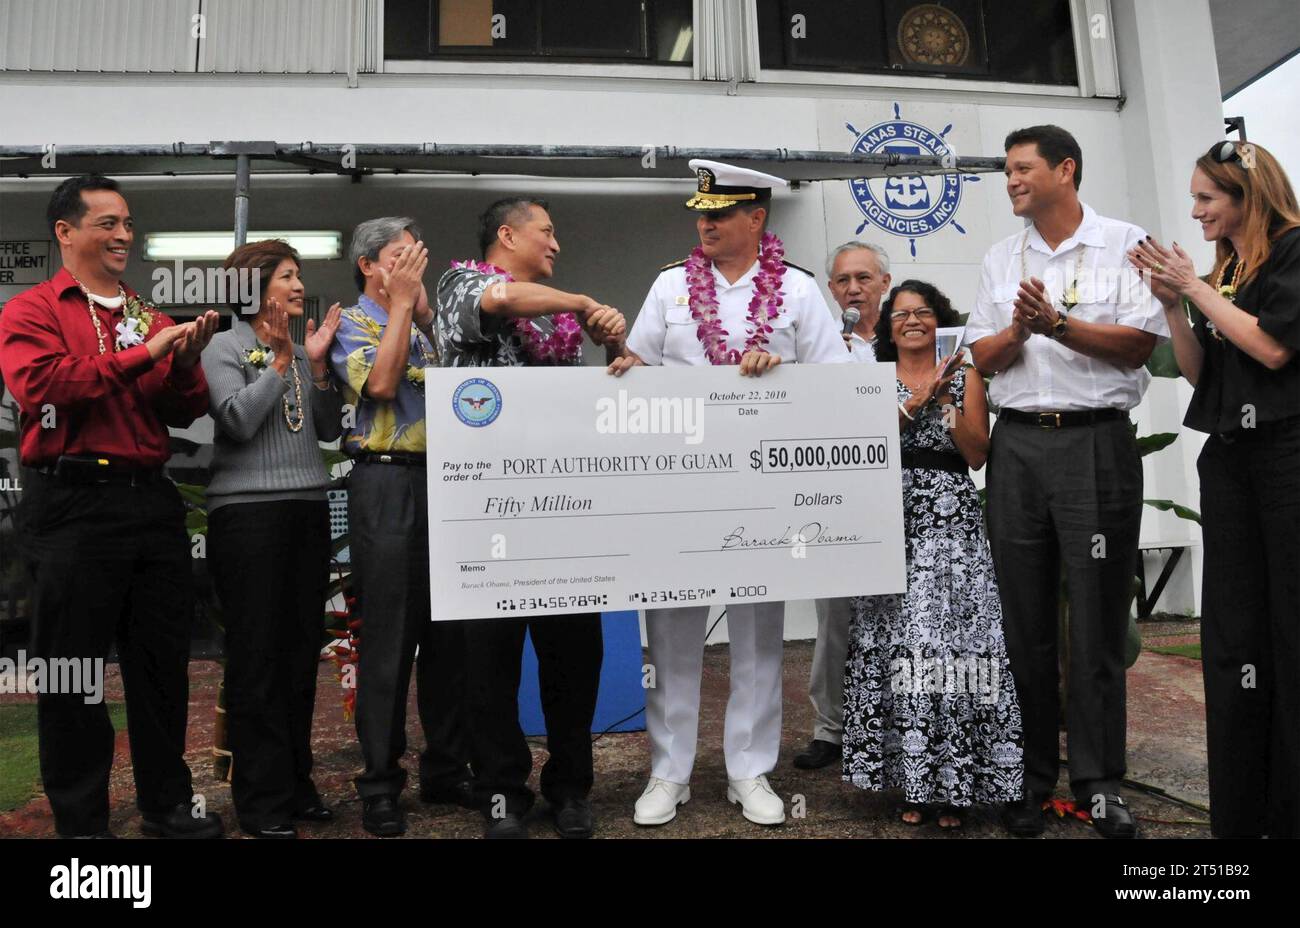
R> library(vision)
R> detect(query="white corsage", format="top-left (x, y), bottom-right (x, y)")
top-left (114, 296), bottom-right (155, 350)
top-left (114, 316), bottom-right (147, 350)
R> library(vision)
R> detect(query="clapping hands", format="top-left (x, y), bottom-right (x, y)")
top-left (1128, 237), bottom-right (1198, 307)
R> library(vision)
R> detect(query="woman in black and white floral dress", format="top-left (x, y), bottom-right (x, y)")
top-left (842, 280), bottom-right (1024, 828)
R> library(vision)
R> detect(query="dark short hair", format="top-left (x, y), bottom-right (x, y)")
top-left (46, 173), bottom-right (122, 239)
top-left (738, 197), bottom-right (771, 229)
top-left (872, 279), bottom-right (962, 363)
top-left (478, 197), bottom-right (550, 259)
top-left (1004, 124), bottom-right (1083, 190)
top-left (222, 239), bottom-right (300, 310)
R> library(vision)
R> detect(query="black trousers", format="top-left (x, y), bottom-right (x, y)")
top-left (348, 461), bottom-right (470, 799)
top-left (985, 417), bottom-right (1142, 800)
top-left (1199, 419), bottom-right (1300, 838)
top-left (465, 614), bottom-right (603, 816)
top-left (208, 499), bottom-right (329, 830)
top-left (18, 469), bottom-right (195, 836)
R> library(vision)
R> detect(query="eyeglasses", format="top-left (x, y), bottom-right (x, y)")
top-left (890, 307), bottom-right (936, 321)
top-left (1210, 141), bottom-right (1243, 165)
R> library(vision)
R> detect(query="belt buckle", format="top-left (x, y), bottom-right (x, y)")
top-left (378, 454), bottom-right (393, 464)
top-left (1037, 412), bottom-right (1061, 429)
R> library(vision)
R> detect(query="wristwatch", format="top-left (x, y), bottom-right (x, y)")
top-left (1050, 313), bottom-right (1069, 340)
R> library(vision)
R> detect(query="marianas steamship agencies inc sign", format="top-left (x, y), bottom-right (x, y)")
top-left (846, 103), bottom-right (976, 257)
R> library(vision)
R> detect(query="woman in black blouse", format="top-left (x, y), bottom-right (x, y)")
top-left (1129, 141), bottom-right (1300, 839)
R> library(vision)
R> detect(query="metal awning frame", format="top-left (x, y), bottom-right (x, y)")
top-left (0, 141), bottom-right (1006, 245)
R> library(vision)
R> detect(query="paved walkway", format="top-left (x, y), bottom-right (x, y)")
top-left (1, 625), bottom-right (1211, 839)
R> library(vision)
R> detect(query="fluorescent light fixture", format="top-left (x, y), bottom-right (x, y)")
top-left (143, 231), bottom-right (343, 261)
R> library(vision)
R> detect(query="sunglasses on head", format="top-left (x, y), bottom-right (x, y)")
top-left (1210, 141), bottom-right (1244, 165)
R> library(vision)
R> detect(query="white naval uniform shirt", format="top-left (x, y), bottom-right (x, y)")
top-left (847, 331), bottom-right (876, 362)
top-left (628, 258), bottom-right (850, 366)
top-left (963, 203), bottom-right (1168, 412)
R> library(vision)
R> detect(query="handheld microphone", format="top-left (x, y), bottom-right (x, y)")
top-left (841, 306), bottom-right (861, 336)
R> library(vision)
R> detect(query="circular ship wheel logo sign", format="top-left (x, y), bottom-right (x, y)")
top-left (846, 103), bottom-right (978, 257)
top-left (453, 378), bottom-right (502, 427)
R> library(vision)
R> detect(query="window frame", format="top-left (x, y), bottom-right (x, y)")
top-left (376, 0), bottom-right (1119, 101)
top-left (382, 0), bottom-right (694, 68)
top-left (749, 0), bottom-right (1112, 100)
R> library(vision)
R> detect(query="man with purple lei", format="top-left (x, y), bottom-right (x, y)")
top-left (436, 197), bottom-right (626, 839)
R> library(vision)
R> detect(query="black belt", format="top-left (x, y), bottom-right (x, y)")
top-left (999, 407), bottom-right (1127, 429)
top-left (354, 451), bottom-right (427, 467)
top-left (28, 456), bottom-right (166, 487)
top-left (901, 449), bottom-right (968, 474)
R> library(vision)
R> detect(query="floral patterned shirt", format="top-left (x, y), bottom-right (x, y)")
top-left (435, 266), bottom-right (583, 368)
top-left (328, 293), bottom-right (438, 454)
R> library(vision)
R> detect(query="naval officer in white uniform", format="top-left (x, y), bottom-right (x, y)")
top-left (610, 160), bottom-right (848, 826)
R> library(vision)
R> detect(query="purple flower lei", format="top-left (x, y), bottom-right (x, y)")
top-left (684, 231), bottom-right (787, 366)
top-left (450, 259), bottom-right (584, 364)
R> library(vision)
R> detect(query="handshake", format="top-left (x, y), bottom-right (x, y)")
top-left (575, 296), bottom-right (626, 347)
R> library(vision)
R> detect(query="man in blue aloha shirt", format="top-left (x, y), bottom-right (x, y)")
top-left (330, 216), bottom-right (471, 837)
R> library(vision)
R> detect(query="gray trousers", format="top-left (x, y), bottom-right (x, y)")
top-left (348, 461), bottom-right (470, 799)
top-left (809, 597), bottom-right (852, 744)
top-left (985, 416), bottom-right (1142, 800)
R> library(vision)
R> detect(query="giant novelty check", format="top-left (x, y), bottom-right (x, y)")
top-left (425, 363), bottom-right (906, 620)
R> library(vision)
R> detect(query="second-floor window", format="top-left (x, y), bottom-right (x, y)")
top-left (757, 0), bottom-right (1078, 86)
top-left (385, 0), bottom-right (695, 64)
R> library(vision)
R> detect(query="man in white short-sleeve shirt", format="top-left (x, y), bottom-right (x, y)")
top-left (964, 125), bottom-right (1167, 840)
top-left (614, 160), bottom-right (847, 829)
top-left (793, 241), bottom-right (890, 772)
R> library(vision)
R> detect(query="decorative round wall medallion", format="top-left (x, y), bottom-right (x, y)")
top-left (897, 4), bottom-right (970, 67)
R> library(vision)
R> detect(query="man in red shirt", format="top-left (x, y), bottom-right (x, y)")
top-left (0, 174), bottom-right (222, 838)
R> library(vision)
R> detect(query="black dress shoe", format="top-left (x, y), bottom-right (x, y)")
top-left (242, 823), bottom-right (298, 839)
top-left (292, 802), bottom-right (335, 823)
top-left (553, 798), bottom-right (594, 839)
top-left (793, 739), bottom-right (842, 770)
top-left (1085, 794), bottom-right (1138, 839)
top-left (419, 777), bottom-right (476, 810)
top-left (362, 796), bottom-right (405, 837)
top-left (483, 813), bottom-right (528, 839)
top-left (140, 803), bottom-right (224, 839)
top-left (1003, 793), bottom-right (1047, 837)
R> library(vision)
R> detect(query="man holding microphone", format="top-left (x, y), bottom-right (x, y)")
top-left (793, 241), bottom-right (891, 771)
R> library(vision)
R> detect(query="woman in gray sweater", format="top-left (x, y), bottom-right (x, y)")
top-left (201, 239), bottom-right (343, 838)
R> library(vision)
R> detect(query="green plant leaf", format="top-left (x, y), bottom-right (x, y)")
top-left (174, 482), bottom-right (207, 508)
top-left (1136, 432), bottom-right (1177, 456)
top-left (185, 509), bottom-right (208, 536)
top-left (1125, 612), bottom-right (1142, 668)
top-left (1145, 340), bottom-right (1182, 378)
top-left (1143, 498), bottom-right (1202, 524)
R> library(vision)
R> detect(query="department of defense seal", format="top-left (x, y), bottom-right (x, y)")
top-left (453, 377), bottom-right (502, 428)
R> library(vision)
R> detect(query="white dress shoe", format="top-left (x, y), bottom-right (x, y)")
top-left (727, 775), bottom-right (786, 825)
top-left (633, 777), bottom-right (691, 826)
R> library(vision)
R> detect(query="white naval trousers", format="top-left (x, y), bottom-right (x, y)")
top-left (644, 602), bottom-right (785, 783)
